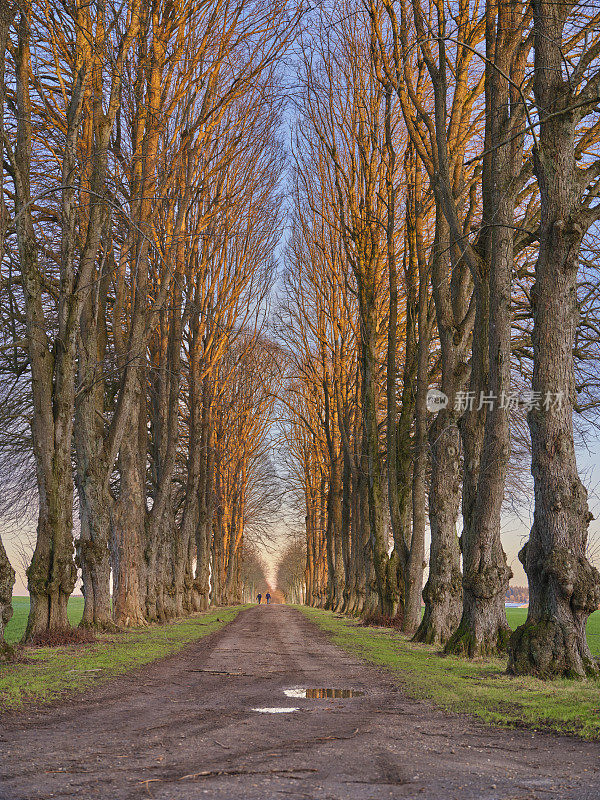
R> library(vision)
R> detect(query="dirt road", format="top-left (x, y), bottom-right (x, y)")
top-left (1, 605), bottom-right (600, 800)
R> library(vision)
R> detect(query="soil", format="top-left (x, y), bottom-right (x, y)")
top-left (1, 605), bottom-right (599, 800)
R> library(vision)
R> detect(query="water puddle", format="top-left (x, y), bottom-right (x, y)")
top-left (252, 707), bottom-right (300, 713)
top-left (283, 687), bottom-right (365, 699)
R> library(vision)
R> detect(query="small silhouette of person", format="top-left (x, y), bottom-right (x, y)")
top-left (266, 592), bottom-right (271, 605)
top-left (257, 593), bottom-right (262, 604)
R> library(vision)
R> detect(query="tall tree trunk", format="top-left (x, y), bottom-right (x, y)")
top-left (112, 381), bottom-right (147, 627)
top-left (175, 325), bottom-right (204, 615)
top-left (401, 146), bottom-right (429, 634)
top-left (385, 96), bottom-right (413, 623)
top-left (211, 457), bottom-right (226, 605)
top-left (335, 370), bottom-right (362, 614)
top-left (414, 217), bottom-right (467, 644)
top-left (76, 497), bottom-right (112, 628)
top-left (75, 343), bottom-right (114, 628)
top-left (341, 450), bottom-right (352, 611)
top-left (325, 446), bottom-right (344, 611)
top-left (322, 349), bottom-right (345, 612)
top-left (223, 486), bottom-right (244, 604)
top-left (303, 475), bottom-right (317, 607)
top-left (348, 454), bottom-right (366, 615)
top-left (195, 393), bottom-right (215, 610)
top-left (14, 11), bottom-right (77, 639)
top-left (358, 277), bottom-right (396, 615)
top-left (12, 3), bottom-right (138, 639)
top-left (448, 268), bottom-right (512, 655)
top-left (404, 265), bottom-right (431, 634)
top-left (508, 0), bottom-right (600, 677)
top-left (446, 0), bottom-right (531, 657)
top-left (26, 476), bottom-right (77, 637)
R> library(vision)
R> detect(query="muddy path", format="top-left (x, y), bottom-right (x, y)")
top-left (1, 605), bottom-right (599, 800)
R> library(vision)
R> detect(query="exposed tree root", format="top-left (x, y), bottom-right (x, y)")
top-left (508, 618), bottom-right (599, 679)
top-left (444, 621), bottom-right (511, 658)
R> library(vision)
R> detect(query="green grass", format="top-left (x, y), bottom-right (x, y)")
top-left (5, 596), bottom-right (86, 644)
top-left (1, 604), bottom-right (246, 712)
top-left (296, 605), bottom-right (600, 739)
top-left (505, 607), bottom-right (600, 657)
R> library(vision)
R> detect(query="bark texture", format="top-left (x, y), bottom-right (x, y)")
top-left (414, 217), bottom-right (468, 645)
top-left (508, 0), bottom-right (600, 678)
top-left (0, 536), bottom-right (14, 647)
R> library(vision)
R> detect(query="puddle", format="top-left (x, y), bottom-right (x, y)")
top-left (252, 707), bottom-right (300, 713)
top-left (283, 688), bottom-right (365, 699)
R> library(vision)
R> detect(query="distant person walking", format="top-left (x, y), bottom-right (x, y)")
top-left (266, 592), bottom-right (271, 605)
top-left (257, 593), bottom-right (262, 604)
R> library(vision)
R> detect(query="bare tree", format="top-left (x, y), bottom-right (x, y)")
top-left (6, 0), bottom-right (140, 637)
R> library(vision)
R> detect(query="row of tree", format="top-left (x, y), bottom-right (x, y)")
top-left (278, 0), bottom-right (600, 678)
top-left (0, 0), bottom-right (288, 642)
top-left (275, 537), bottom-right (306, 605)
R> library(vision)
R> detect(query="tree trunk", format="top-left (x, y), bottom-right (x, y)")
top-left (414, 410), bottom-right (463, 644)
top-left (194, 384), bottom-right (215, 610)
top-left (322, 358), bottom-right (345, 612)
top-left (0, 536), bottom-right (14, 647)
top-left (444, 0), bottom-right (524, 658)
top-left (447, 275), bottom-right (512, 655)
top-left (195, 509), bottom-right (212, 611)
top-left (76, 499), bottom-right (112, 628)
top-left (75, 391), bottom-right (113, 628)
top-left (401, 146), bottom-right (429, 634)
top-left (508, 0), bottom-right (600, 677)
top-left (414, 217), bottom-right (467, 645)
top-left (211, 460), bottom-right (226, 605)
top-left (14, 14), bottom-right (77, 640)
top-left (385, 112), bottom-right (413, 624)
top-left (112, 388), bottom-right (147, 628)
top-left (359, 278), bottom-right (396, 615)
top-left (26, 466), bottom-right (78, 638)
top-left (304, 490), bottom-right (317, 606)
top-left (341, 450), bottom-right (352, 611)
top-left (174, 322), bottom-right (204, 615)
top-left (325, 447), bottom-right (344, 611)
top-left (404, 271), bottom-right (430, 634)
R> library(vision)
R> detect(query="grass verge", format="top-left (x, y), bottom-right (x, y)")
top-left (1, 604), bottom-right (246, 713)
top-left (296, 605), bottom-right (600, 740)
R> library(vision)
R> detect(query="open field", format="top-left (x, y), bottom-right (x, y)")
top-left (5, 596), bottom-right (85, 644)
top-left (505, 607), bottom-right (600, 653)
top-left (0, 605), bottom-right (246, 712)
top-left (10, 599), bottom-right (594, 645)
top-left (297, 606), bottom-right (600, 739)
